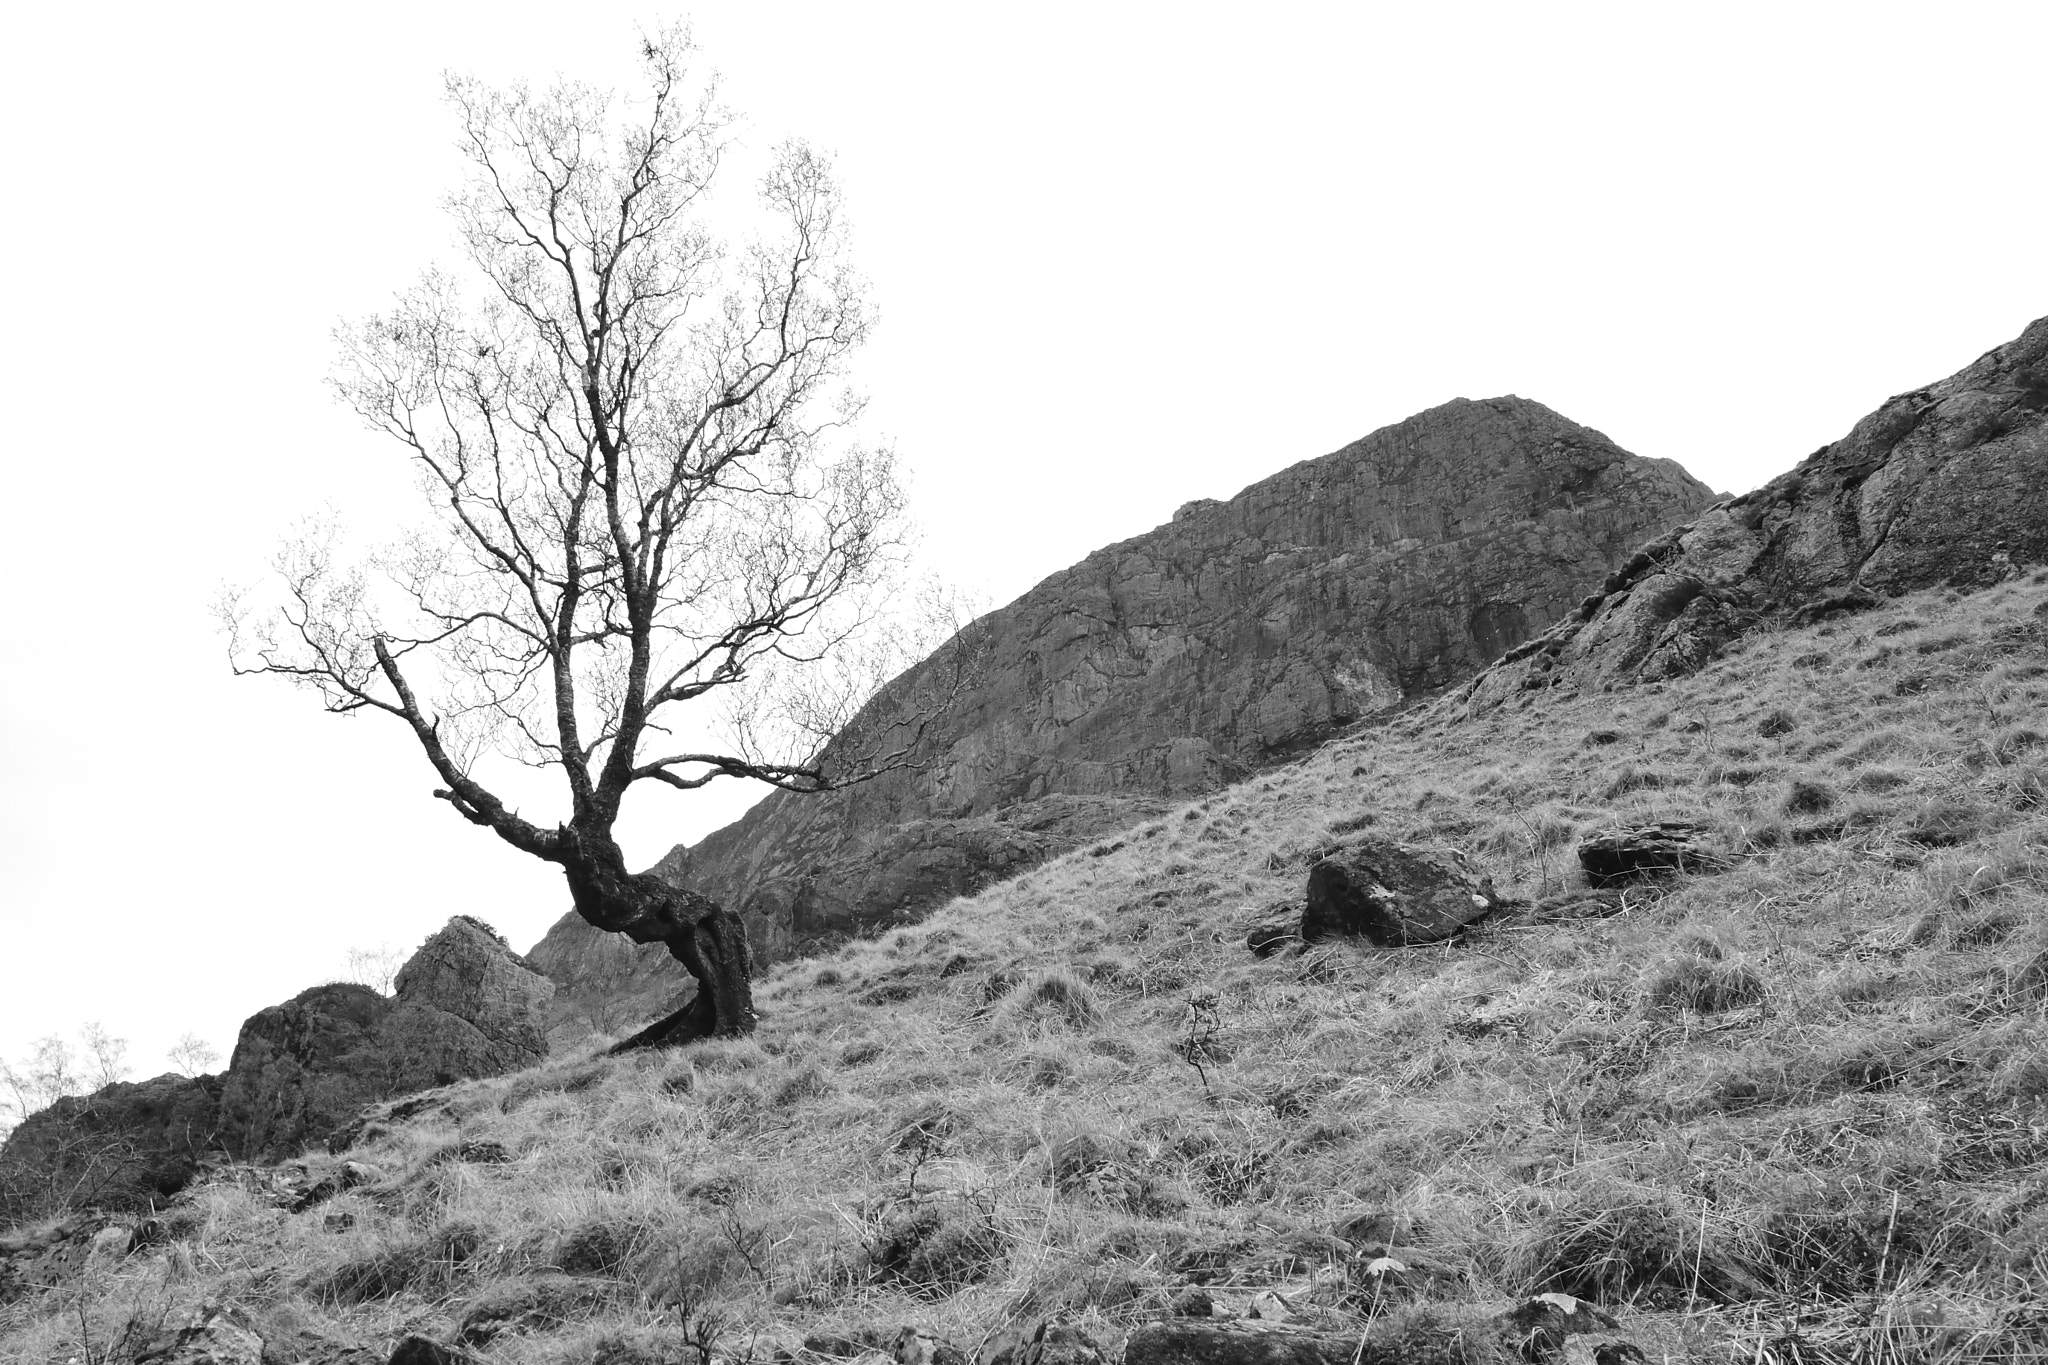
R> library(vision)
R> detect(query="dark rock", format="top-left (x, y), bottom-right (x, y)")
top-left (0, 1071), bottom-right (223, 1222)
top-left (1301, 839), bottom-right (1499, 946)
top-left (218, 916), bottom-right (552, 1160)
top-left (213, 982), bottom-right (387, 1159)
top-left (388, 1338), bottom-right (467, 1365)
top-left (1245, 922), bottom-right (1300, 958)
top-left (289, 1160), bottom-right (381, 1213)
top-left (1460, 314), bottom-right (2048, 710)
top-left (533, 399), bottom-right (1712, 1030)
top-left (1577, 822), bottom-right (1718, 886)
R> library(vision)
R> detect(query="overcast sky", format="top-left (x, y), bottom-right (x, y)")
top-left (2, 1), bottom-right (2043, 1082)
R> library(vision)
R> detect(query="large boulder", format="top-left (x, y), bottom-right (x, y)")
top-left (385, 914), bottom-right (554, 1080)
top-left (217, 916), bottom-right (553, 1159)
top-left (1302, 839), bottom-right (1499, 946)
top-left (1457, 314), bottom-right (2048, 710)
top-left (212, 982), bottom-right (390, 1161)
top-left (536, 396), bottom-right (1714, 1027)
top-left (0, 1072), bottom-right (222, 1223)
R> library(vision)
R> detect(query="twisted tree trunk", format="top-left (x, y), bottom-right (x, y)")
top-left (559, 827), bottom-right (757, 1052)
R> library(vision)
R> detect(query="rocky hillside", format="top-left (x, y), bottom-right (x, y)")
top-left (533, 396), bottom-right (1714, 1035)
top-left (12, 566), bottom-right (2045, 1364)
top-left (1459, 313), bottom-right (2048, 709)
top-left (8, 316), bottom-right (2048, 1365)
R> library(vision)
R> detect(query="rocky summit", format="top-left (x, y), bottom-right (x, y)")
top-left (533, 396), bottom-right (1714, 1036)
top-left (1456, 313), bottom-right (2048, 710)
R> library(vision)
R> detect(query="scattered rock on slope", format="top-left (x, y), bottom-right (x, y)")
top-left (1457, 313), bottom-right (2048, 709)
top-left (536, 396), bottom-right (1715, 1031)
top-left (1301, 839), bottom-right (1499, 946)
top-left (1578, 821), bottom-right (1718, 885)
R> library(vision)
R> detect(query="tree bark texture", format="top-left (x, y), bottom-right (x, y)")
top-left (558, 828), bottom-right (756, 1051)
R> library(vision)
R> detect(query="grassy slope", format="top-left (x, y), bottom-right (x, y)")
top-left (10, 574), bottom-right (2048, 1364)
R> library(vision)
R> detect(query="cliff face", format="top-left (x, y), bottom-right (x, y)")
top-left (532, 396), bottom-right (1717, 1035)
top-left (1456, 314), bottom-right (2048, 710)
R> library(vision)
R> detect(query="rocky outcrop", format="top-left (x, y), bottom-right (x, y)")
top-left (534, 397), bottom-right (1715, 1029)
top-left (1, 918), bottom-right (553, 1223)
top-left (0, 1073), bottom-right (223, 1222)
top-left (1457, 314), bottom-right (2048, 710)
top-left (218, 916), bottom-right (552, 1158)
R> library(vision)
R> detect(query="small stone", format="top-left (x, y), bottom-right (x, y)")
top-left (1246, 1290), bottom-right (1292, 1322)
top-left (893, 1326), bottom-right (965, 1365)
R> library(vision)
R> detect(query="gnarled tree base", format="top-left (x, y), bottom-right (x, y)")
top-left (562, 831), bottom-right (758, 1053)
top-left (609, 994), bottom-right (709, 1052)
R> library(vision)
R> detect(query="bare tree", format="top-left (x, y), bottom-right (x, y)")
top-left (341, 945), bottom-right (405, 996)
top-left (167, 1034), bottom-right (221, 1079)
top-left (2, 1035), bottom-right (80, 1139)
top-left (225, 29), bottom-right (968, 1048)
top-left (79, 1023), bottom-right (131, 1092)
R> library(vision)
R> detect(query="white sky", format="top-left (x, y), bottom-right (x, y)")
top-left (2, 1), bottom-right (2043, 1081)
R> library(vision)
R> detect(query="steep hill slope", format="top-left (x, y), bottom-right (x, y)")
top-left (533, 396), bottom-right (1714, 1034)
top-left (14, 570), bottom-right (2046, 1364)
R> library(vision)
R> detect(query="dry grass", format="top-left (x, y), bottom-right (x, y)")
top-left (7, 575), bottom-right (2048, 1362)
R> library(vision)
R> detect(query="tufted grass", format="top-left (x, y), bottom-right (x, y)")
top-left (7, 572), bottom-right (2048, 1362)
